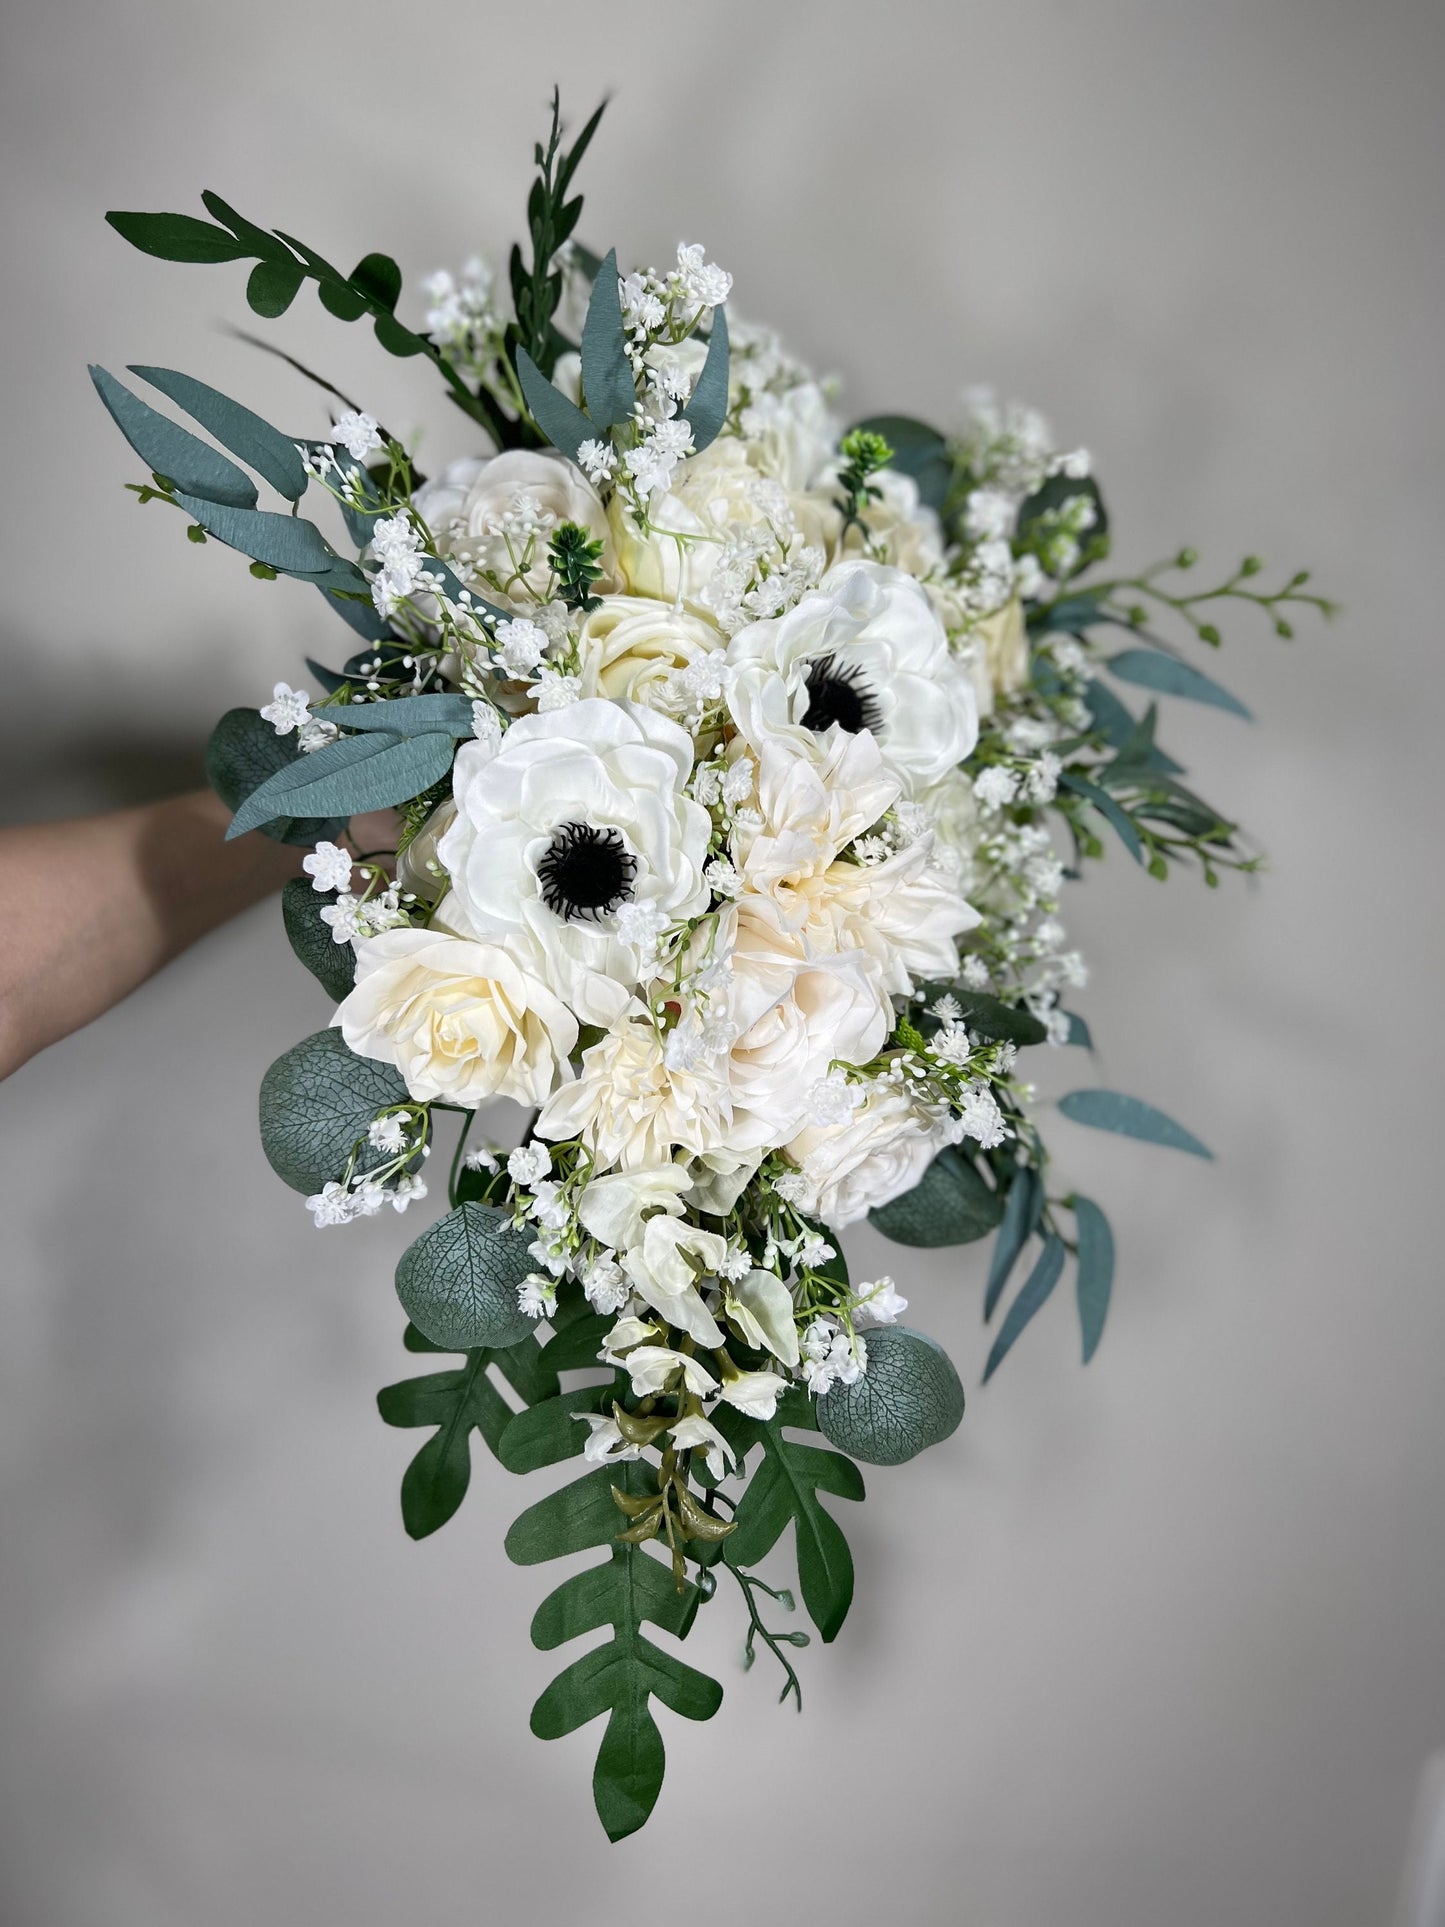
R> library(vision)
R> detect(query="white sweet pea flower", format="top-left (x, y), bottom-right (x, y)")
top-left (624, 1346), bottom-right (720, 1400)
top-left (576, 1165), bottom-right (693, 1252)
top-left (599, 1316), bottom-right (661, 1367)
top-left (578, 1411), bottom-right (643, 1465)
top-left (436, 698), bottom-right (712, 1026)
top-left (622, 1217), bottom-right (728, 1348)
top-left (723, 1267), bottom-right (800, 1368)
top-left (717, 1365), bottom-right (784, 1421)
top-left (669, 1414), bottom-right (736, 1481)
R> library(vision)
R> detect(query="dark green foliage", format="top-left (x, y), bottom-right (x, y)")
top-left (816, 1326), bottom-right (964, 1466)
top-left (394, 1202), bottom-right (539, 1351)
top-left (507, 91), bottom-right (606, 380)
top-left (1059, 769), bottom-right (1145, 864)
top-left (1058, 1089), bottom-right (1213, 1158)
top-left (869, 1147), bottom-right (1003, 1247)
top-left (949, 990), bottom-right (1048, 1047)
top-left (280, 878), bottom-right (355, 1002)
top-left (1072, 1196), bottom-right (1115, 1363)
top-left (847, 413), bottom-right (951, 512)
top-left (549, 522), bottom-right (606, 612)
top-left (205, 707), bottom-right (343, 847)
top-left (377, 1323), bottom-right (558, 1540)
top-left (105, 209), bottom-right (252, 262)
top-left (258, 1027), bottom-right (408, 1194)
top-left (716, 1389), bottom-right (864, 1643)
top-left (984, 1235), bottom-right (1066, 1382)
top-left (226, 727), bottom-right (457, 838)
top-left (507, 1459), bottom-right (722, 1842)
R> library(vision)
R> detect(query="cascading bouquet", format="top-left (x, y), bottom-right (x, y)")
top-left (93, 95), bottom-right (1328, 1839)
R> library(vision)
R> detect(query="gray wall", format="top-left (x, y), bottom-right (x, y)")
top-left (2, 2), bottom-right (1442, 1922)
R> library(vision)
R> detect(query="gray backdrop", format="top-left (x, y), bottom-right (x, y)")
top-left (2, 2), bottom-right (1442, 1922)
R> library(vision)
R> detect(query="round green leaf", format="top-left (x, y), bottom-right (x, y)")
top-left (258, 1027), bottom-right (407, 1194)
top-left (281, 879), bottom-right (356, 1002)
top-left (869, 1148), bottom-right (1003, 1247)
top-left (395, 1203), bottom-right (539, 1351)
top-left (816, 1325), bottom-right (964, 1467)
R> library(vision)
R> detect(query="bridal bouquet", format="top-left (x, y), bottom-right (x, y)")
top-left (94, 96), bottom-right (1327, 1838)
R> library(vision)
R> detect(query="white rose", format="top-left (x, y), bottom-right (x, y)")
top-left (957, 595), bottom-right (1029, 720)
top-left (437, 699), bottom-right (711, 1025)
top-left (413, 449), bottom-right (612, 608)
top-left (786, 1082), bottom-right (956, 1229)
top-left (572, 595), bottom-right (726, 710)
top-left (335, 927), bottom-right (576, 1109)
top-left (737, 381), bottom-right (840, 490)
top-left (721, 895), bottom-right (891, 1139)
top-left (536, 1016), bottom-right (740, 1171)
top-left (608, 437), bottom-right (840, 610)
top-left (727, 559), bottom-right (978, 796)
top-left (622, 1217), bottom-right (727, 1347)
top-left (576, 1165), bottom-right (692, 1251)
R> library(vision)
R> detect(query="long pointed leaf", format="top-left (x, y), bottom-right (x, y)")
top-left (984, 1167), bottom-right (1036, 1322)
top-left (1072, 1196), bottom-right (1115, 1363)
top-left (91, 365), bottom-right (257, 508)
top-left (580, 248), bottom-right (635, 429)
top-left (173, 492), bottom-right (335, 575)
top-left (681, 305), bottom-right (729, 451)
top-left (983, 1235), bottom-right (1065, 1383)
top-left (516, 346), bottom-right (595, 463)
top-left (1058, 1088), bottom-right (1213, 1158)
top-left (225, 728), bottom-right (455, 837)
top-left (1107, 647), bottom-right (1251, 719)
top-left (130, 365), bottom-right (309, 499)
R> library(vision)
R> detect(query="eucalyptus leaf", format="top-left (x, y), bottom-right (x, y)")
top-left (816, 1326), bottom-right (964, 1467)
top-left (204, 707), bottom-right (343, 847)
top-left (1072, 1196), bottom-right (1114, 1363)
top-left (395, 1202), bottom-right (538, 1351)
top-left (1059, 770), bottom-right (1144, 864)
top-left (335, 694), bottom-right (477, 738)
top-left (281, 878), bottom-right (356, 1001)
top-left (516, 346), bottom-right (595, 463)
top-left (90, 366), bottom-right (258, 508)
top-left (1058, 1089), bottom-right (1213, 1158)
top-left (1107, 647), bottom-right (1251, 719)
top-left (173, 493), bottom-right (336, 575)
top-left (1064, 1010), bottom-right (1093, 1048)
top-left (869, 1147), bottom-right (1002, 1247)
top-left (983, 1235), bottom-right (1066, 1383)
top-left (258, 1027), bottom-right (408, 1194)
top-left (226, 728), bottom-right (456, 838)
top-left (984, 1168), bottom-right (1037, 1321)
top-left (680, 305), bottom-right (730, 452)
top-left (579, 248), bottom-right (635, 429)
top-left (130, 365), bottom-right (309, 499)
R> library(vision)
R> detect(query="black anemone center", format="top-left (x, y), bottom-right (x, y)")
top-left (802, 653), bottom-right (883, 736)
top-left (536, 821), bottom-right (636, 922)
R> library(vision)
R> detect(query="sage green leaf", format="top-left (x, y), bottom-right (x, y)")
top-left (1058, 1089), bottom-right (1213, 1158)
top-left (869, 1147), bottom-right (1003, 1247)
top-left (722, 1396), bottom-right (863, 1643)
top-left (130, 365), bottom-right (308, 499)
top-left (1106, 647), bottom-right (1252, 719)
top-left (90, 366), bottom-right (257, 508)
top-left (349, 252), bottom-right (401, 312)
top-left (512, 1458), bottom-right (721, 1842)
top-left (984, 1168), bottom-right (1037, 1320)
top-left (335, 694), bottom-right (476, 737)
top-left (680, 305), bottom-right (730, 452)
top-left (579, 248), bottom-right (635, 429)
top-left (204, 707), bottom-right (343, 847)
top-left (106, 209), bottom-right (251, 263)
top-left (848, 413), bottom-right (951, 513)
top-left (1073, 1196), bottom-right (1114, 1363)
top-left (1030, 590), bottom-right (1107, 638)
top-left (172, 493), bottom-right (335, 576)
top-left (226, 728), bottom-right (456, 838)
top-left (1059, 770), bottom-right (1145, 864)
top-left (816, 1326), bottom-right (964, 1467)
top-left (258, 1027), bottom-right (408, 1194)
top-left (377, 1326), bottom-right (558, 1539)
top-left (246, 256), bottom-right (306, 317)
top-left (983, 1235), bottom-right (1066, 1382)
top-left (395, 1202), bottom-right (538, 1351)
top-left (280, 878), bottom-right (355, 1002)
top-left (498, 1385), bottom-right (616, 1474)
top-left (1064, 1010), bottom-right (1092, 1048)
top-left (516, 346), bottom-right (595, 462)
